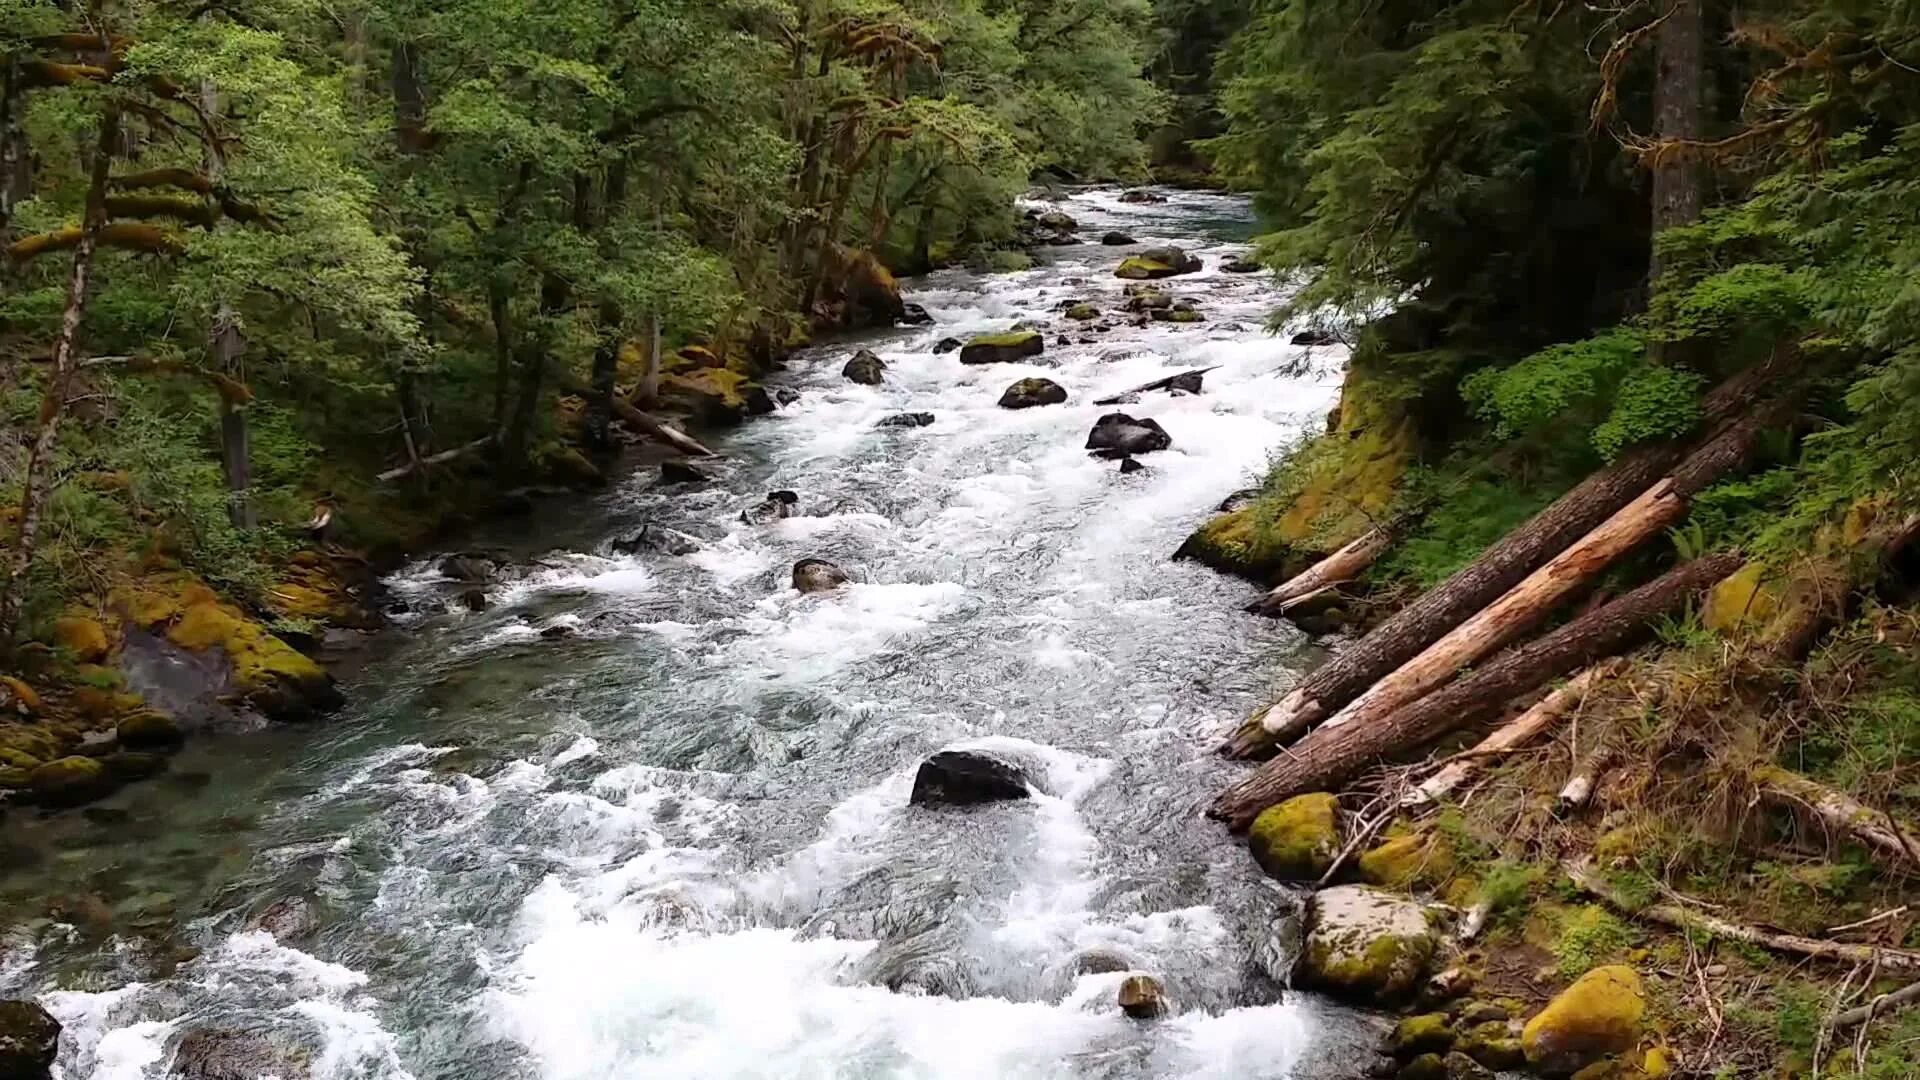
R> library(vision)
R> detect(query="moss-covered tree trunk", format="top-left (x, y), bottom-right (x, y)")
top-left (1649, 0), bottom-right (1704, 283)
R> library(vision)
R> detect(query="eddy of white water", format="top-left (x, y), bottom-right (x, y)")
top-left (0, 189), bottom-right (1384, 1079)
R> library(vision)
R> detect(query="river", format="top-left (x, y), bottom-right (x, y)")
top-left (0, 189), bottom-right (1379, 1079)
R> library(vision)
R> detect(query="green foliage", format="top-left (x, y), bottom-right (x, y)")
top-left (1378, 474), bottom-right (1556, 590)
top-left (1475, 860), bottom-right (1543, 920)
top-left (1552, 905), bottom-right (1635, 980)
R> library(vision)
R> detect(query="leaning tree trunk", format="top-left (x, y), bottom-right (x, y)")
top-left (1212, 552), bottom-right (1740, 828)
top-left (0, 106), bottom-right (119, 644)
top-left (1223, 356), bottom-right (1796, 759)
top-left (1752, 766), bottom-right (1920, 875)
top-left (1248, 526), bottom-right (1395, 617)
top-left (1305, 404), bottom-right (1782, 743)
top-left (201, 70), bottom-right (254, 529)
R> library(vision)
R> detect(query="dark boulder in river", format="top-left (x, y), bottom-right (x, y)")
top-left (741, 491), bottom-right (800, 525)
top-left (999, 378), bottom-right (1068, 410)
top-left (612, 524), bottom-right (704, 557)
top-left (169, 1028), bottom-right (312, 1080)
top-left (0, 1000), bottom-right (59, 1080)
top-left (793, 558), bottom-right (850, 594)
top-left (1086, 413), bottom-right (1172, 457)
top-left (876, 412), bottom-right (935, 429)
top-left (932, 337), bottom-right (964, 355)
top-left (843, 350), bottom-right (887, 385)
top-left (909, 749), bottom-right (1030, 806)
top-left (1101, 231), bottom-right (1136, 246)
top-left (959, 332), bottom-right (1045, 366)
top-left (660, 460), bottom-right (711, 485)
top-left (899, 302), bottom-right (934, 326)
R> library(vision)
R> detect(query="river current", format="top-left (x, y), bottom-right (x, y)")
top-left (0, 189), bottom-right (1379, 1079)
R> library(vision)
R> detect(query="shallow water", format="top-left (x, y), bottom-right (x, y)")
top-left (0, 189), bottom-right (1381, 1079)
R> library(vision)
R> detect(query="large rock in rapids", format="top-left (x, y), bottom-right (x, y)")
top-left (741, 491), bottom-right (800, 525)
top-left (999, 378), bottom-right (1068, 410)
top-left (1086, 413), bottom-right (1171, 457)
top-left (610, 524), bottom-right (704, 557)
top-left (792, 558), bottom-right (851, 594)
top-left (1521, 966), bottom-right (1646, 1076)
top-left (876, 412), bottom-right (935, 429)
top-left (1247, 792), bottom-right (1342, 882)
top-left (0, 999), bottom-right (59, 1080)
top-left (959, 332), bottom-right (1045, 366)
top-left (1295, 885), bottom-right (1442, 1003)
top-left (843, 349), bottom-right (887, 385)
top-left (909, 749), bottom-right (1030, 806)
top-left (1115, 246), bottom-right (1201, 280)
top-left (1120, 189), bottom-right (1167, 204)
top-left (169, 1028), bottom-right (312, 1080)
top-left (1117, 974), bottom-right (1168, 1019)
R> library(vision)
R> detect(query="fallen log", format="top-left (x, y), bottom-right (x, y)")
top-left (376, 434), bottom-right (496, 483)
top-left (1753, 765), bottom-right (1920, 874)
top-left (1222, 356), bottom-right (1798, 760)
top-left (1290, 404), bottom-right (1784, 746)
top-left (1834, 979), bottom-right (1920, 1029)
top-left (1212, 553), bottom-right (1738, 827)
top-left (546, 361), bottom-right (715, 457)
top-left (1249, 527), bottom-right (1394, 617)
top-left (1092, 366), bottom-right (1216, 405)
top-left (1404, 662), bottom-right (1617, 809)
top-left (1564, 858), bottom-right (1920, 972)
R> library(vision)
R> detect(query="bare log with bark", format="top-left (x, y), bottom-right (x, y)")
top-left (545, 361), bottom-right (715, 458)
top-left (375, 434), bottom-right (497, 483)
top-left (1092, 367), bottom-right (1218, 406)
top-left (1223, 360), bottom-right (1797, 760)
top-left (1212, 553), bottom-right (1738, 828)
top-left (1248, 527), bottom-right (1394, 618)
top-left (1404, 662), bottom-right (1618, 809)
top-left (1566, 859), bottom-right (1920, 972)
top-left (1753, 766), bottom-right (1920, 875)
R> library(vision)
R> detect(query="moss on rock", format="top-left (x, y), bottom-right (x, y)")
top-left (1247, 792), bottom-right (1342, 881)
top-left (1358, 829), bottom-right (1457, 891)
top-left (29, 755), bottom-right (117, 807)
top-left (1522, 965), bottom-right (1646, 1076)
top-left (122, 574), bottom-right (342, 723)
top-left (52, 614), bottom-right (112, 662)
top-left (1065, 303), bottom-right (1099, 321)
top-left (1116, 256), bottom-right (1173, 280)
top-left (0, 676), bottom-right (41, 715)
top-left (661, 368), bottom-right (764, 426)
top-left (1297, 885), bottom-right (1442, 1003)
top-left (1390, 1013), bottom-right (1457, 1057)
top-left (1455, 1022), bottom-right (1525, 1070)
top-left (959, 332), bottom-right (1045, 366)
top-left (117, 710), bottom-right (183, 749)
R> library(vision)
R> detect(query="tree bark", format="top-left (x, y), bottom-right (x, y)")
top-left (1312, 406), bottom-right (1779, 743)
top-left (0, 52), bottom-right (27, 244)
top-left (1404, 662), bottom-right (1618, 809)
top-left (1211, 552), bottom-right (1739, 828)
top-left (200, 70), bottom-right (254, 530)
top-left (544, 360), bottom-right (713, 457)
top-left (0, 106), bottom-right (119, 644)
top-left (1249, 526), bottom-right (1394, 618)
top-left (489, 280), bottom-right (513, 434)
top-left (1753, 766), bottom-right (1920, 875)
top-left (1649, 0), bottom-right (1704, 283)
top-left (376, 434), bottom-right (495, 482)
top-left (1223, 359), bottom-right (1795, 760)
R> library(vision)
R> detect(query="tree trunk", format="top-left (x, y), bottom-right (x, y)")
top-left (1404, 662), bottom-right (1618, 809)
top-left (201, 71), bottom-right (253, 530)
top-left (1249, 527), bottom-right (1395, 617)
top-left (0, 52), bottom-right (27, 244)
top-left (489, 280), bottom-right (512, 434)
top-left (1753, 766), bottom-right (1920, 874)
top-left (503, 272), bottom-right (568, 470)
top-left (586, 321), bottom-right (619, 450)
top-left (1649, 0), bottom-right (1704, 283)
top-left (544, 360), bottom-right (714, 457)
top-left (1223, 358), bottom-right (1795, 760)
top-left (1211, 552), bottom-right (1739, 828)
top-left (0, 107), bottom-right (119, 644)
top-left (1307, 405), bottom-right (1779, 744)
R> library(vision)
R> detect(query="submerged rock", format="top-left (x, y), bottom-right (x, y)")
top-left (1117, 974), bottom-right (1168, 1019)
top-left (741, 491), bottom-right (800, 525)
top-left (659, 460), bottom-right (712, 486)
top-left (1295, 885), bottom-right (1442, 1002)
top-left (899, 302), bottom-right (934, 326)
top-left (843, 349), bottom-right (887, 385)
top-left (792, 559), bottom-right (851, 594)
top-left (959, 332), bottom-right (1045, 366)
top-left (1292, 329), bottom-right (1341, 347)
top-left (773, 387), bottom-right (802, 407)
top-left (250, 895), bottom-right (321, 941)
top-left (1118, 457), bottom-right (1147, 475)
top-left (611, 524), bottom-right (704, 557)
top-left (1035, 210), bottom-right (1077, 232)
top-left (116, 710), bottom-right (183, 750)
top-left (438, 555), bottom-right (494, 582)
top-left (459, 588), bottom-right (488, 613)
top-left (1521, 966), bottom-right (1645, 1076)
top-left (909, 749), bottom-right (1029, 806)
top-left (1119, 190), bottom-right (1166, 204)
top-left (876, 412), bottom-right (935, 429)
top-left (1248, 792), bottom-right (1342, 882)
top-left (999, 378), bottom-right (1068, 410)
top-left (1222, 256), bottom-right (1263, 274)
top-left (1101, 231), bottom-right (1136, 246)
top-left (933, 337), bottom-right (964, 355)
top-left (1086, 413), bottom-right (1172, 457)
top-left (169, 1028), bottom-right (312, 1080)
top-left (0, 999), bottom-right (59, 1080)
top-left (1064, 303), bottom-right (1100, 321)
top-left (29, 756), bottom-right (117, 807)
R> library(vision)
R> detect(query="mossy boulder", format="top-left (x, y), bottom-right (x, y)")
top-left (814, 245), bottom-right (905, 329)
top-left (29, 755), bottom-right (117, 807)
top-left (0, 724), bottom-right (59, 766)
top-left (0, 677), bottom-right (41, 716)
top-left (1149, 306), bottom-right (1205, 324)
top-left (121, 575), bottom-right (342, 723)
top-left (1065, 303), bottom-right (1100, 321)
top-left (103, 751), bottom-right (167, 782)
top-left (0, 767), bottom-right (30, 790)
top-left (959, 332), bottom-right (1045, 366)
top-left (1396, 1053), bottom-right (1447, 1080)
top-left (0, 999), bottom-right (60, 1080)
top-left (1247, 792), bottom-right (1342, 881)
top-left (999, 378), bottom-right (1068, 410)
top-left (1455, 1022), bottom-right (1525, 1070)
top-left (541, 446), bottom-right (606, 488)
top-left (1521, 965), bottom-right (1646, 1076)
top-left (1296, 885), bottom-right (1442, 1003)
top-left (1358, 830), bottom-right (1457, 891)
top-left (117, 710), bottom-right (184, 750)
top-left (1115, 246), bottom-right (1201, 280)
top-left (843, 349), bottom-right (888, 385)
top-left (52, 614), bottom-right (111, 662)
top-left (1390, 1014), bottom-right (1457, 1057)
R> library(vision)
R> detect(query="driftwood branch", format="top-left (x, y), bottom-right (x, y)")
top-left (1249, 527), bottom-right (1394, 618)
top-left (1092, 367), bottom-right (1217, 406)
top-left (1753, 766), bottom-right (1920, 875)
top-left (1404, 662), bottom-right (1619, 809)
top-left (376, 434), bottom-right (495, 483)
